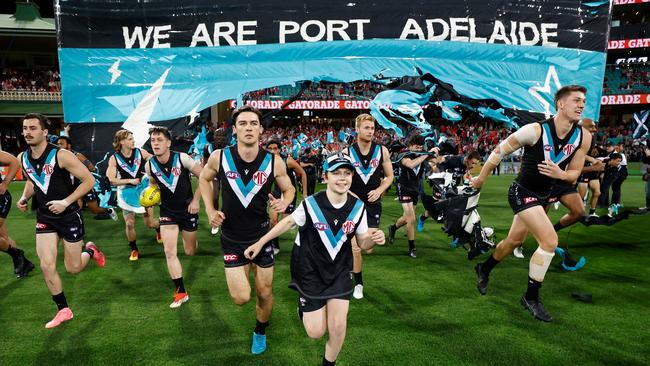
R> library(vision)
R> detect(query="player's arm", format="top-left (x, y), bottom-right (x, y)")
top-left (244, 213), bottom-right (297, 259)
top-left (106, 155), bottom-right (138, 186)
top-left (270, 156), bottom-right (296, 213)
top-left (0, 151), bottom-right (20, 195)
top-left (180, 152), bottom-right (202, 214)
top-left (76, 152), bottom-right (96, 172)
top-left (287, 156), bottom-right (308, 200)
top-left (199, 150), bottom-right (225, 227)
top-left (354, 210), bottom-right (385, 250)
top-left (50, 149), bottom-right (96, 214)
top-left (472, 123), bottom-right (540, 189)
top-left (17, 179), bottom-right (34, 212)
top-left (144, 161), bottom-right (159, 188)
top-left (368, 146), bottom-right (394, 202)
top-left (581, 155), bottom-right (604, 173)
top-left (140, 149), bottom-right (153, 160)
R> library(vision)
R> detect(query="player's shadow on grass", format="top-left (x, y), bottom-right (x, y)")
top-left (34, 314), bottom-right (98, 365)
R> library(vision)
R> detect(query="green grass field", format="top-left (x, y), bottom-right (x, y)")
top-left (1, 176), bottom-right (648, 365)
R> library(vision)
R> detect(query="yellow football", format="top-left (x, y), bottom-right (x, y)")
top-left (139, 186), bottom-right (161, 207)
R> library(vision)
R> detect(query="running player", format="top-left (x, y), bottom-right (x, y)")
top-left (56, 136), bottom-right (118, 221)
top-left (387, 135), bottom-right (436, 258)
top-left (342, 113), bottom-right (393, 299)
top-left (203, 127), bottom-right (228, 235)
top-left (471, 85), bottom-right (591, 322)
top-left (265, 139), bottom-right (307, 255)
top-left (243, 153), bottom-right (385, 366)
top-left (145, 126), bottom-right (202, 308)
top-left (106, 129), bottom-right (161, 261)
top-left (0, 150), bottom-right (35, 278)
top-left (18, 113), bottom-right (106, 328)
top-left (577, 119), bottom-right (603, 217)
top-left (199, 105), bottom-right (295, 355)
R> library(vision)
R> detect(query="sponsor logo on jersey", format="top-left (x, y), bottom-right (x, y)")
top-left (253, 171), bottom-right (268, 185)
top-left (171, 167), bottom-right (181, 176)
top-left (313, 222), bottom-right (330, 231)
top-left (562, 144), bottom-right (576, 155)
top-left (342, 220), bottom-right (356, 234)
top-left (43, 164), bottom-right (53, 175)
top-left (370, 158), bottom-right (379, 168)
top-left (543, 144), bottom-right (553, 151)
top-left (226, 171), bottom-right (240, 179)
top-left (224, 254), bottom-right (238, 262)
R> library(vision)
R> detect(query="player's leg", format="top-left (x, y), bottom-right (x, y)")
top-left (554, 192), bottom-right (585, 231)
top-left (269, 208), bottom-right (280, 253)
top-left (144, 206), bottom-right (162, 243)
top-left (402, 202), bottom-right (417, 257)
top-left (323, 299), bottom-right (350, 365)
top-left (36, 232), bottom-right (73, 328)
top-left (224, 264), bottom-right (253, 305)
top-left (475, 215), bottom-right (528, 295)
top-left (123, 210), bottom-right (140, 260)
top-left (181, 230), bottom-right (198, 256)
top-left (0, 219), bottom-right (34, 278)
top-left (516, 206), bottom-right (558, 322)
top-left (588, 179), bottom-right (601, 215)
top-left (251, 264), bottom-right (274, 354)
top-left (60, 212), bottom-right (105, 271)
top-left (577, 182), bottom-right (588, 205)
top-left (161, 223), bottom-right (189, 307)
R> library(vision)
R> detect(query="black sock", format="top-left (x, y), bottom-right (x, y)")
top-left (52, 292), bottom-right (68, 310)
top-left (525, 276), bottom-right (542, 301)
top-left (390, 224), bottom-right (397, 232)
top-left (128, 240), bottom-right (138, 251)
top-left (553, 222), bottom-right (564, 232)
top-left (353, 272), bottom-right (363, 286)
top-left (420, 214), bottom-right (428, 222)
top-left (172, 277), bottom-right (185, 293)
top-left (4, 246), bottom-right (21, 259)
top-left (322, 357), bottom-right (336, 366)
top-left (646, 197), bottom-right (650, 208)
top-left (83, 247), bottom-right (95, 258)
top-left (408, 240), bottom-right (415, 251)
top-left (589, 208), bottom-right (596, 215)
top-left (254, 319), bottom-right (269, 335)
top-left (481, 255), bottom-right (500, 275)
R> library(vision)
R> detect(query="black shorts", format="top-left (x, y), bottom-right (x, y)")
top-left (0, 192), bottom-right (11, 219)
top-left (159, 206), bottom-right (199, 232)
top-left (397, 184), bottom-right (419, 205)
top-left (507, 181), bottom-right (550, 215)
top-left (36, 210), bottom-right (85, 242)
top-left (82, 189), bottom-right (98, 203)
top-left (547, 183), bottom-right (578, 204)
top-left (297, 293), bottom-right (351, 313)
top-left (579, 172), bottom-right (599, 183)
top-left (364, 200), bottom-right (382, 228)
top-left (220, 234), bottom-right (275, 268)
top-left (272, 190), bottom-right (296, 214)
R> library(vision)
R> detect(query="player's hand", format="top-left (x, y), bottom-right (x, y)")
top-left (130, 178), bottom-right (140, 186)
top-left (371, 230), bottom-right (385, 246)
top-left (593, 161), bottom-right (605, 172)
top-left (268, 194), bottom-right (288, 213)
top-left (208, 210), bottom-right (225, 227)
top-left (0, 182), bottom-right (7, 195)
top-left (538, 160), bottom-right (564, 179)
top-left (429, 147), bottom-right (440, 155)
top-left (470, 176), bottom-right (484, 189)
top-left (47, 199), bottom-right (70, 214)
top-left (244, 242), bottom-right (263, 260)
top-left (17, 197), bottom-right (29, 212)
top-left (187, 199), bottom-right (200, 214)
top-left (367, 189), bottom-right (382, 203)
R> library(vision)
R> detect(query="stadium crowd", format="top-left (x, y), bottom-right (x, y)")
top-left (0, 68), bottom-right (61, 92)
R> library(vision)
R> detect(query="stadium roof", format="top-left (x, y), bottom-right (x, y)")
top-left (0, 2), bottom-right (54, 36)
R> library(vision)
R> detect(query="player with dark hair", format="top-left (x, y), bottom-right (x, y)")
top-left (387, 135), bottom-right (436, 258)
top-left (145, 126), bottom-right (203, 308)
top-left (199, 105), bottom-right (295, 355)
top-left (18, 113), bottom-right (106, 328)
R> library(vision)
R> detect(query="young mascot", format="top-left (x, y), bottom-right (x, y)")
top-left (244, 153), bottom-right (385, 366)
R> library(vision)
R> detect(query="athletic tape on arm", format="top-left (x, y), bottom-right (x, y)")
top-left (487, 124), bottom-right (538, 166)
